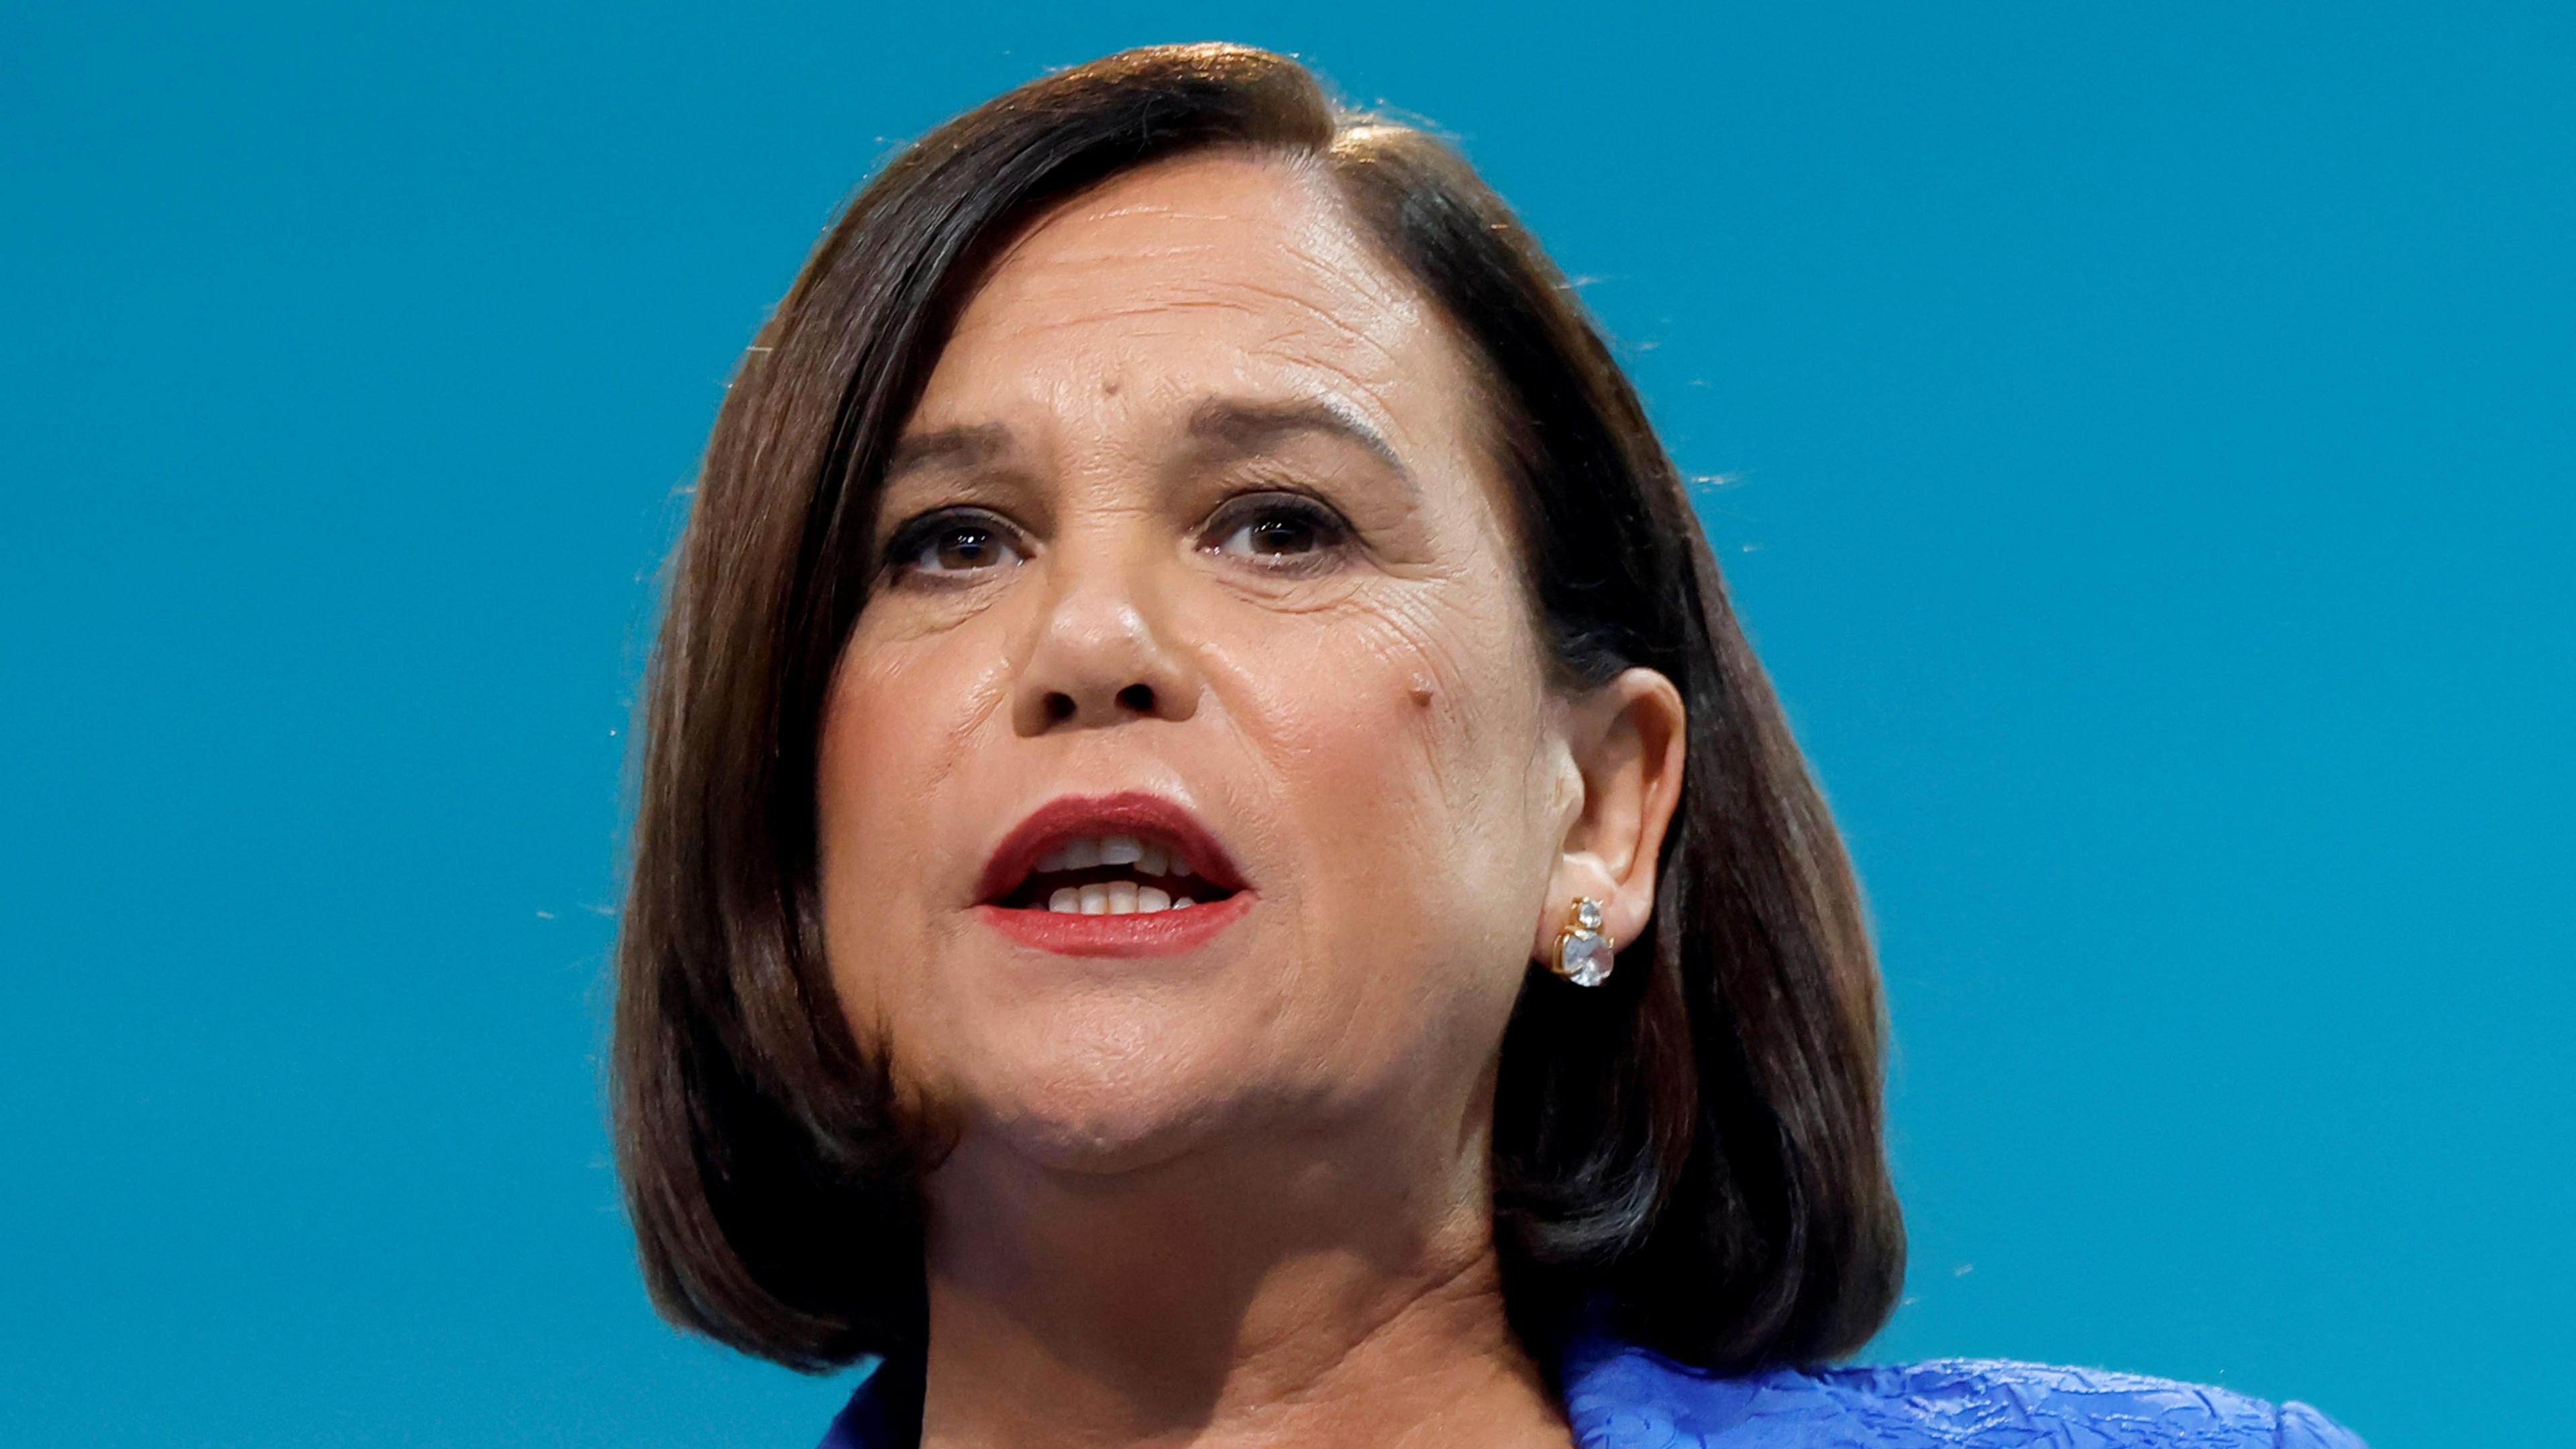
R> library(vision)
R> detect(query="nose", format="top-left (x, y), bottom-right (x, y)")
top-left (1011, 529), bottom-right (1201, 736)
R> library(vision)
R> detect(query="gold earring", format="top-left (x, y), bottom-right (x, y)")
top-left (1550, 896), bottom-right (1614, 987)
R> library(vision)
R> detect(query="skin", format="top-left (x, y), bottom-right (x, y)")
top-left (813, 150), bottom-right (1688, 1449)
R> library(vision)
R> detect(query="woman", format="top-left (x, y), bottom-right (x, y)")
top-left (613, 43), bottom-right (2364, 1449)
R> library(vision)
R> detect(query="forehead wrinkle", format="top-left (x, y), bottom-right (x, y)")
top-left (951, 290), bottom-right (1419, 455)
top-left (961, 186), bottom-right (1417, 352)
top-left (1214, 275), bottom-right (1412, 365)
top-left (961, 267), bottom-right (1406, 356)
top-left (943, 290), bottom-right (1423, 449)
top-left (964, 292), bottom-right (1284, 343)
top-left (927, 154), bottom-right (1481, 498)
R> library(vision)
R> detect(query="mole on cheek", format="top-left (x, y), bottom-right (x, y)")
top-left (1409, 678), bottom-right (1436, 708)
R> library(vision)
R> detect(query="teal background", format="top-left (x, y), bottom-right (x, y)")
top-left (5, 5), bottom-right (2569, 1445)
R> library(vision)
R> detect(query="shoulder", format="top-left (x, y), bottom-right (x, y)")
top-left (1560, 1336), bottom-right (2367, 1449)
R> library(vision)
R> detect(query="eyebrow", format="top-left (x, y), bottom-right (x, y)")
top-left (882, 423), bottom-right (1011, 484)
top-left (879, 397), bottom-right (1415, 490)
top-left (1186, 396), bottom-right (1412, 484)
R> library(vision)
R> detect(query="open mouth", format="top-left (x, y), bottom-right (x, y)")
top-left (975, 793), bottom-right (1252, 957)
top-left (995, 830), bottom-right (1242, 915)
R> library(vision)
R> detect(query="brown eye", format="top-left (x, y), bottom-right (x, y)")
top-left (1205, 494), bottom-right (1350, 566)
top-left (884, 509), bottom-right (1026, 582)
top-left (929, 524), bottom-right (1006, 570)
top-left (1244, 514), bottom-right (1317, 555)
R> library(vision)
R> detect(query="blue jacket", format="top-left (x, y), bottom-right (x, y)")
top-left (816, 1329), bottom-right (2367, 1447)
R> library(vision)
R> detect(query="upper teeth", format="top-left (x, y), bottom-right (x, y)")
top-left (1036, 834), bottom-right (1187, 878)
top-left (1032, 834), bottom-right (1202, 915)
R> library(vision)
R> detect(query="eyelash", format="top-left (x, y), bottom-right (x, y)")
top-left (879, 506), bottom-right (1022, 587)
top-left (877, 489), bottom-right (1357, 587)
top-left (1201, 488), bottom-right (1354, 573)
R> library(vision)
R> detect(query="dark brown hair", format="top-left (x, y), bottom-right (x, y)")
top-left (614, 41), bottom-right (1902, 1379)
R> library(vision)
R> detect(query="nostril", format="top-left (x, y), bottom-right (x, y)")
top-left (1044, 692), bottom-right (1077, 723)
top-left (1116, 683), bottom-right (1155, 713)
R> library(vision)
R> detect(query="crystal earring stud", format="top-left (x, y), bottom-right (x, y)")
top-left (1551, 896), bottom-right (1614, 987)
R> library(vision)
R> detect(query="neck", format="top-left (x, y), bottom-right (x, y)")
top-left (914, 1106), bottom-right (1570, 1449)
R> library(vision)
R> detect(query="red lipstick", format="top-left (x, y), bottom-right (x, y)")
top-left (973, 790), bottom-right (1253, 958)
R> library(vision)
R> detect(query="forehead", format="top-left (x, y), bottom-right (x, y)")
top-left (912, 151), bottom-right (1479, 454)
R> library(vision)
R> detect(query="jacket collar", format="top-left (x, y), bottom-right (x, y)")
top-left (815, 1325), bottom-right (1788, 1449)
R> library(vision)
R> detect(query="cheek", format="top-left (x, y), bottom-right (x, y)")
top-left (814, 631), bottom-right (1006, 1032)
top-left (1226, 587), bottom-right (1550, 1005)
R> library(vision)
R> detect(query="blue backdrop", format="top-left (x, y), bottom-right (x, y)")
top-left (6, 5), bottom-right (2568, 1445)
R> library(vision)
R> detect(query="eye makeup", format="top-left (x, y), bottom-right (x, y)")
top-left (1197, 488), bottom-right (1357, 574)
top-left (878, 506), bottom-right (1030, 587)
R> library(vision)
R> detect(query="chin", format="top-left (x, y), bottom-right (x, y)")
top-left (945, 1024), bottom-right (1286, 1176)
top-left (976, 1095), bottom-right (1226, 1176)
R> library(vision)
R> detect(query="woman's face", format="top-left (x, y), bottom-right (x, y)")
top-left (815, 152), bottom-right (1601, 1173)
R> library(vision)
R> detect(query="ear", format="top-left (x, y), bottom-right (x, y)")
top-left (1533, 667), bottom-right (1688, 972)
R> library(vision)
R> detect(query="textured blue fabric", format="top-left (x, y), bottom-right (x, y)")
top-left (1557, 1334), bottom-right (2367, 1448)
top-left (816, 1330), bottom-right (2368, 1448)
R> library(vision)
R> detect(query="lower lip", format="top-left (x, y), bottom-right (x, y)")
top-left (973, 892), bottom-right (1254, 957)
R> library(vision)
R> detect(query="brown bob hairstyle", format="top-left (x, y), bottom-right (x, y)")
top-left (614, 42), bottom-right (1902, 1379)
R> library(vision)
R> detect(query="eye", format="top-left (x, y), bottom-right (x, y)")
top-left (882, 508), bottom-right (1027, 584)
top-left (1202, 492), bottom-right (1353, 570)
